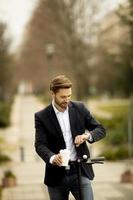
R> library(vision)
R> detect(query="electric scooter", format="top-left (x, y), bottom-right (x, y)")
top-left (76, 156), bottom-right (105, 200)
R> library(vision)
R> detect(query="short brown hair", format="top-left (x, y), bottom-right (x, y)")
top-left (50, 75), bottom-right (72, 93)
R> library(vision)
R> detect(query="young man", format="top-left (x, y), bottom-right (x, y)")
top-left (35, 75), bottom-right (106, 200)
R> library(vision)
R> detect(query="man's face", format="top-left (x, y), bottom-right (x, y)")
top-left (53, 88), bottom-right (72, 110)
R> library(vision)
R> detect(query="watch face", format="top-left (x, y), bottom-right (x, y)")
top-left (85, 132), bottom-right (90, 136)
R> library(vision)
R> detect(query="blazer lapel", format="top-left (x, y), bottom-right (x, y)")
top-left (68, 102), bottom-right (77, 139)
top-left (47, 102), bottom-right (77, 145)
top-left (47, 104), bottom-right (65, 142)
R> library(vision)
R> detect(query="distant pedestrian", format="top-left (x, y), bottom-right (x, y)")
top-left (35, 75), bottom-right (106, 200)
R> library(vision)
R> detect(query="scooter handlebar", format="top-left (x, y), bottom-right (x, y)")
top-left (87, 156), bottom-right (105, 164)
top-left (77, 156), bottom-right (105, 164)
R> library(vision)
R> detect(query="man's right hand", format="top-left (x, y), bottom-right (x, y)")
top-left (52, 154), bottom-right (62, 166)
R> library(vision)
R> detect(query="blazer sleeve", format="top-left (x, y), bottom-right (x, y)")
top-left (34, 113), bottom-right (54, 163)
top-left (80, 103), bottom-right (106, 143)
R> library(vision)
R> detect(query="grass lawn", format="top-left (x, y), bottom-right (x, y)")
top-left (94, 99), bottom-right (132, 160)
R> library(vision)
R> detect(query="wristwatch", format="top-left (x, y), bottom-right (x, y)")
top-left (83, 132), bottom-right (90, 140)
top-left (84, 132), bottom-right (93, 142)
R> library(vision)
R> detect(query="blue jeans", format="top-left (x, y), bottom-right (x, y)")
top-left (47, 173), bottom-right (94, 200)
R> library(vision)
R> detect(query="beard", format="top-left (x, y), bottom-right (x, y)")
top-left (54, 97), bottom-right (69, 110)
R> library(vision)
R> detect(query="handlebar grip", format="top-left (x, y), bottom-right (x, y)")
top-left (86, 157), bottom-right (105, 164)
top-left (90, 157), bottom-right (105, 162)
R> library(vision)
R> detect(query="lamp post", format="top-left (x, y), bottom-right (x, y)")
top-left (45, 43), bottom-right (55, 77)
top-left (128, 96), bottom-right (133, 159)
top-left (121, 96), bottom-right (133, 183)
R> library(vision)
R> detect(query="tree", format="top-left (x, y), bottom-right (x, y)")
top-left (0, 23), bottom-right (15, 101)
top-left (117, 0), bottom-right (133, 97)
top-left (0, 22), bottom-right (17, 127)
top-left (92, 1), bottom-right (133, 97)
top-left (18, 0), bottom-right (100, 99)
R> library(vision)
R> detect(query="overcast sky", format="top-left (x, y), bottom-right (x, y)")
top-left (0, 0), bottom-right (126, 52)
top-left (0, 0), bottom-right (38, 51)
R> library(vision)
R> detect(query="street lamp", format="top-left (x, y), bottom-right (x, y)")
top-left (128, 96), bottom-right (133, 158)
top-left (45, 43), bottom-right (55, 59)
top-left (45, 43), bottom-right (55, 77)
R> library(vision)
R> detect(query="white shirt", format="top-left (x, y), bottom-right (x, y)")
top-left (49, 100), bottom-right (93, 164)
top-left (52, 101), bottom-right (77, 161)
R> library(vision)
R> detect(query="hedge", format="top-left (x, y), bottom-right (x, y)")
top-left (95, 101), bottom-right (132, 160)
top-left (0, 101), bottom-right (12, 127)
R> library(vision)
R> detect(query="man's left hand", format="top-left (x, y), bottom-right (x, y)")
top-left (74, 134), bottom-right (89, 147)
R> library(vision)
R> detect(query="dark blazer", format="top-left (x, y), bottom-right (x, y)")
top-left (35, 101), bottom-right (106, 186)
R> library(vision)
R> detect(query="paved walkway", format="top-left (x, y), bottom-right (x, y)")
top-left (0, 95), bottom-right (133, 200)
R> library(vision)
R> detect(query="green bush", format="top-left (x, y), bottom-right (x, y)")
top-left (0, 101), bottom-right (12, 127)
top-left (101, 149), bottom-right (117, 160)
top-left (0, 154), bottom-right (11, 164)
top-left (106, 130), bottom-right (127, 145)
top-left (4, 170), bottom-right (15, 178)
top-left (97, 103), bottom-right (128, 141)
top-left (116, 146), bottom-right (128, 159)
top-left (96, 101), bottom-right (131, 160)
top-left (101, 146), bottom-right (129, 160)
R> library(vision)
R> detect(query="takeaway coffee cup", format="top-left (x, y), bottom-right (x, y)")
top-left (60, 149), bottom-right (70, 166)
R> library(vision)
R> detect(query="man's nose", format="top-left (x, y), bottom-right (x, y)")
top-left (64, 98), bottom-right (70, 102)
